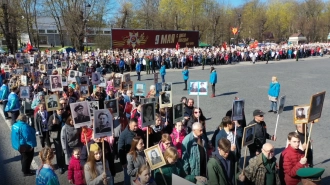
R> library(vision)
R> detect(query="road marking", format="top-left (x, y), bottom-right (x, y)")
top-left (0, 109), bottom-right (39, 170)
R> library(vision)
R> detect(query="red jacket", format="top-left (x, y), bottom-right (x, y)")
top-left (170, 128), bottom-right (186, 158)
top-left (279, 145), bottom-right (307, 185)
top-left (68, 156), bottom-right (86, 185)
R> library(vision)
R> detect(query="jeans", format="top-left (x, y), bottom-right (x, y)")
top-left (184, 80), bottom-right (187, 90)
top-left (11, 110), bottom-right (20, 124)
top-left (39, 131), bottom-right (51, 148)
top-left (137, 72), bottom-right (141, 81)
top-left (270, 101), bottom-right (277, 111)
top-left (53, 138), bottom-right (65, 169)
top-left (20, 148), bottom-right (34, 174)
top-left (161, 75), bottom-right (165, 83)
top-left (123, 166), bottom-right (130, 185)
top-left (212, 84), bottom-right (215, 95)
top-left (3, 100), bottom-right (8, 118)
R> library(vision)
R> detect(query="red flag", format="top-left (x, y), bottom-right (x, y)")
top-left (27, 41), bottom-right (33, 51)
top-left (222, 42), bottom-right (227, 50)
top-left (176, 42), bottom-right (180, 50)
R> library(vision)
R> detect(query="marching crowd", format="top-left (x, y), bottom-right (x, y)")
top-left (0, 47), bottom-right (323, 185)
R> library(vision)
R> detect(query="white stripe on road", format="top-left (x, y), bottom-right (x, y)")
top-left (0, 109), bottom-right (39, 170)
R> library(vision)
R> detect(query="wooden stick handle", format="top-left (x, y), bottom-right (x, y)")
top-left (102, 139), bottom-right (105, 173)
top-left (146, 126), bottom-right (149, 149)
top-left (304, 123), bottom-right (307, 144)
top-left (304, 122), bottom-right (313, 157)
top-left (84, 132), bottom-right (89, 156)
top-left (242, 146), bottom-right (248, 172)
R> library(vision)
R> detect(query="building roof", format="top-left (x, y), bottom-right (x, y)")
top-left (290, 33), bottom-right (305, 37)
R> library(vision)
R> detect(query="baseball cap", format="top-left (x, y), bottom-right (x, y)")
top-left (253, 109), bottom-right (265, 116)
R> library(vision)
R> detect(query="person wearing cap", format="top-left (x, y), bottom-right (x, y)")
top-left (74, 104), bottom-right (90, 123)
top-left (0, 79), bottom-right (10, 119)
top-left (279, 132), bottom-right (308, 185)
top-left (5, 86), bottom-right (20, 123)
top-left (238, 143), bottom-right (281, 185)
top-left (248, 109), bottom-right (276, 158)
top-left (84, 143), bottom-right (113, 185)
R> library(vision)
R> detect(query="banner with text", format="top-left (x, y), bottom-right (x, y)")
top-left (111, 29), bottom-right (199, 49)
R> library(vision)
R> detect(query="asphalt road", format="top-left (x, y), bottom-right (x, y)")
top-left (1, 56), bottom-right (330, 184)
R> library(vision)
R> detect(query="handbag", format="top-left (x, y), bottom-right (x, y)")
top-left (49, 131), bottom-right (58, 139)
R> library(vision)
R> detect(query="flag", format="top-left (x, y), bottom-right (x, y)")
top-left (176, 42), bottom-right (180, 50)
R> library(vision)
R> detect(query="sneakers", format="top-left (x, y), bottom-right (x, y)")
top-left (274, 111), bottom-right (277, 114)
top-left (268, 110), bottom-right (273, 112)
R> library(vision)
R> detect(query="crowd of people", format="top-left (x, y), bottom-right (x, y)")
top-left (0, 46), bottom-right (324, 185)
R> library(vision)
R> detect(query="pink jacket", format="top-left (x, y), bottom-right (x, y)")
top-left (68, 156), bottom-right (86, 185)
top-left (170, 128), bottom-right (186, 158)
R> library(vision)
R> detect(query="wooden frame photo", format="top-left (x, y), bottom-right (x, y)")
top-left (308, 91), bottom-right (326, 122)
top-left (242, 123), bottom-right (257, 148)
top-left (142, 102), bottom-right (155, 128)
top-left (232, 99), bottom-right (245, 121)
top-left (159, 91), bottom-right (172, 108)
top-left (293, 105), bottom-right (310, 124)
top-left (45, 94), bottom-right (60, 111)
top-left (278, 95), bottom-right (286, 114)
top-left (144, 145), bottom-right (166, 170)
top-left (104, 99), bottom-right (119, 117)
top-left (173, 103), bottom-right (184, 123)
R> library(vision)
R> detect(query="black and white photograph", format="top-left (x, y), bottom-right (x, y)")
top-left (88, 101), bottom-right (99, 117)
top-left (278, 95), bottom-right (286, 114)
top-left (68, 70), bottom-right (78, 82)
top-left (50, 75), bottom-right (63, 91)
top-left (93, 109), bottom-right (113, 138)
top-left (159, 91), bottom-right (172, 108)
top-left (242, 123), bottom-right (256, 148)
top-left (198, 81), bottom-right (208, 95)
top-left (142, 103), bottom-right (155, 127)
top-left (19, 86), bottom-right (30, 99)
top-left (16, 68), bottom-right (23, 75)
top-left (62, 76), bottom-right (68, 86)
top-left (45, 94), bottom-right (60, 111)
top-left (43, 76), bottom-right (51, 89)
top-left (144, 145), bottom-right (166, 170)
top-left (47, 63), bottom-right (53, 70)
top-left (232, 99), bottom-right (245, 121)
top-left (294, 105), bottom-right (310, 124)
top-left (308, 91), bottom-right (326, 122)
top-left (162, 82), bottom-right (172, 92)
top-left (141, 98), bottom-right (157, 104)
top-left (114, 77), bottom-right (122, 89)
top-left (20, 75), bottom-right (27, 86)
top-left (104, 99), bottom-right (119, 117)
top-left (80, 76), bottom-right (89, 85)
top-left (189, 81), bottom-right (199, 95)
top-left (61, 61), bottom-right (67, 68)
top-left (92, 72), bottom-right (101, 85)
top-left (134, 83), bottom-right (146, 96)
top-left (99, 76), bottom-right (106, 87)
top-left (80, 85), bottom-right (89, 97)
top-left (70, 101), bottom-right (92, 128)
top-left (29, 56), bottom-right (34, 64)
top-left (123, 73), bottom-right (131, 82)
top-left (173, 103), bottom-right (184, 123)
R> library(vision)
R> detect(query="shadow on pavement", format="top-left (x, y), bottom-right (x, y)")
top-left (314, 158), bottom-right (330, 166)
top-left (216, 92), bottom-right (238, 97)
top-left (283, 105), bottom-right (297, 112)
top-left (172, 82), bottom-right (184, 85)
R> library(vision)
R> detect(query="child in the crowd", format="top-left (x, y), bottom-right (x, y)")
top-left (132, 165), bottom-right (156, 185)
top-left (68, 148), bottom-right (86, 185)
top-left (149, 114), bottom-right (164, 145)
top-left (170, 121), bottom-right (187, 158)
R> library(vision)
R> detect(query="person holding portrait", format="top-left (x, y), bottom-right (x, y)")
top-left (95, 112), bottom-right (112, 133)
top-left (127, 136), bottom-right (146, 182)
top-left (143, 104), bottom-right (154, 123)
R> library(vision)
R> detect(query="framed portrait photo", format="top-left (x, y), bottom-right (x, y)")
top-left (173, 103), bottom-right (184, 123)
top-left (134, 83), bottom-right (146, 97)
top-left (144, 145), bottom-right (166, 170)
top-left (19, 86), bottom-right (30, 99)
top-left (79, 85), bottom-right (90, 97)
top-left (308, 91), bottom-right (326, 122)
top-left (43, 76), bottom-right (51, 89)
top-left (278, 95), bottom-right (286, 114)
top-left (20, 75), bottom-right (27, 86)
top-left (232, 99), bottom-right (245, 121)
top-left (113, 77), bottom-right (122, 89)
top-left (62, 76), bottom-right (68, 86)
top-left (242, 123), bottom-right (257, 148)
top-left (92, 72), bottom-right (101, 85)
top-left (88, 101), bottom-right (99, 118)
top-left (104, 99), bottom-right (119, 117)
top-left (293, 105), bottom-right (310, 124)
top-left (68, 70), bottom-right (78, 82)
top-left (80, 75), bottom-right (89, 85)
top-left (70, 101), bottom-right (92, 128)
top-left (188, 81), bottom-right (208, 96)
top-left (50, 75), bottom-right (63, 92)
top-left (162, 82), bottom-right (172, 92)
top-left (159, 91), bottom-right (172, 108)
top-left (99, 76), bottom-right (106, 87)
top-left (93, 109), bottom-right (113, 138)
top-left (45, 94), bottom-right (60, 111)
top-left (122, 73), bottom-right (131, 82)
top-left (142, 102), bottom-right (155, 128)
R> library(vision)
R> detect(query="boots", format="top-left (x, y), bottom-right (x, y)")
top-left (211, 94), bottom-right (215, 98)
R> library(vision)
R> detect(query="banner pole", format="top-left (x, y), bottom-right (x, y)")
top-left (305, 122), bottom-right (313, 157)
top-left (274, 114), bottom-right (280, 137)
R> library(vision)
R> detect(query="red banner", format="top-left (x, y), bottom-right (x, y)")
top-left (111, 29), bottom-right (199, 49)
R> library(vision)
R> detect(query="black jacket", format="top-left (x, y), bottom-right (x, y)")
top-left (247, 119), bottom-right (271, 152)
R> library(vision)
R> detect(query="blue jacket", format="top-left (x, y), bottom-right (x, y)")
top-left (268, 82), bottom-right (280, 97)
top-left (5, 92), bottom-right (20, 112)
top-left (182, 132), bottom-right (208, 176)
top-left (214, 129), bottom-right (241, 159)
top-left (36, 165), bottom-right (60, 185)
top-left (11, 120), bottom-right (37, 151)
top-left (0, 84), bottom-right (9, 101)
top-left (209, 70), bottom-right (217, 84)
top-left (136, 62), bottom-right (141, 72)
top-left (160, 65), bottom-right (166, 75)
top-left (119, 59), bottom-right (125, 68)
top-left (182, 70), bottom-right (189, 81)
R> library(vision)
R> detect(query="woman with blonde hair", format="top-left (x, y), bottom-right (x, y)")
top-left (36, 147), bottom-right (60, 185)
top-left (146, 85), bottom-right (156, 98)
top-left (158, 133), bottom-right (172, 153)
top-left (153, 147), bottom-right (197, 185)
top-left (268, 76), bottom-right (281, 114)
top-left (84, 143), bottom-right (112, 185)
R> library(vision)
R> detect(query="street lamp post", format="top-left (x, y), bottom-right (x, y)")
top-left (84, 2), bottom-right (91, 52)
